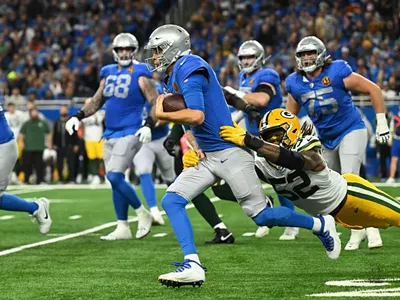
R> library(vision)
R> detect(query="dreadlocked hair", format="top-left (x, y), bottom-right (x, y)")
top-left (301, 120), bottom-right (316, 138)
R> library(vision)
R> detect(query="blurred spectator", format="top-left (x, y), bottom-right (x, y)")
top-left (382, 80), bottom-right (397, 99)
top-left (19, 107), bottom-right (50, 184)
top-left (51, 105), bottom-right (80, 183)
top-left (6, 87), bottom-right (26, 107)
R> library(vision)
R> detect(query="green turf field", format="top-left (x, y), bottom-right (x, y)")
top-left (1, 184), bottom-right (400, 300)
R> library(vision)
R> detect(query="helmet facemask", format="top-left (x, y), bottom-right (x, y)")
top-left (144, 41), bottom-right (175, 73)
top-left (113, 47), bottom-right (137, 67)
top-left (238, 53), bottom-right (263, 74)
top-left (260, 125), bottom-right (294, 149)
top-left (295, 36), bottom-right (327, 73)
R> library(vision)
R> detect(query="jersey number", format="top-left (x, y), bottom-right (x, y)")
top-left (103, 74), bottom-right (131, 98)
top-left (268, 170), bottom-right (319, 201)
top-left (301, 87), bottom-right (338, 117)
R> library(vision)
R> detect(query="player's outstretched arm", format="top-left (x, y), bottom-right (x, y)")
top-left (286, 93), bottom-right (301, 115)
top-left (343, 73), bottom-right (390, 143)
top-left (223, 87), bottom-right (261, 125)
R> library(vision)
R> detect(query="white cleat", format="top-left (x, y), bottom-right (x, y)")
top-left (136, 210), bottom-right (153, 239)
top-left (344, 229), bottom-right (366, 251)
top-left (279, 227), bottom-right (299, 241)
top-left (91, 175), bottom-right (101, 185)
top-left (100, 226), bottom-right (132, 241)
top-left (314, 215), bottom-right (341, 260)
top-left (366, 227), bottom-right (383, 249)
top-left (32, 198), bottom-right (52, 234)
top-left (150, 207), bottom-right (165, 225)
top-left (159, 259), bottom-right (207, 287)
top-left (255, 226), bottom-right (270, 238)
top-left (386, 177), bottom-right (395, 184)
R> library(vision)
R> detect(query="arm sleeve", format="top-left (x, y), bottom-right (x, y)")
top-left (180, 73), bottom-right (208, 112)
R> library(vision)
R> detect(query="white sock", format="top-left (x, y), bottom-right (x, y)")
top-left (213, 222), bottom-right (227, 230)
top-left (312, 217), bottom-right (322, 232)
top-left (117, 220), bottom-right (129, 229)
top-left (150, 206), bottom-right (160, 214)
top-left (184, 254), bottom-right (200, 264)
top-left (135, 205), bottom-right (146, 215)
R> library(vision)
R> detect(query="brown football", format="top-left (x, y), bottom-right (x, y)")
top-left (163, 93), bottom-right (187, 112)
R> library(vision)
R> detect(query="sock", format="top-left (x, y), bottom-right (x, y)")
top-left (135, 205), bottom-right (147, 215)
top-left (192, 193), bottom-right (222, 228)
top-left (107, 172), bottom-right (142, 210)
top-left (111, 189), bottom-right (129, 220)
top-left (213, 222), bottom-right (227, 230)
top-left (117, 220), bottom-right (129, 228)
top-left (184, 254), bottom-right (200, 264)
top-left (0, 194), bottom-right (39, 214)
top-left (253, 206), bottom-right (314, 230)
top-left (162, 192), bottom-right (197, 256)
top-left (139, 174), bottom-right (157, 208)
top-left (278, 195), bottom-right (295, 210)
top-left (312, 217), bottom-right (322, 232)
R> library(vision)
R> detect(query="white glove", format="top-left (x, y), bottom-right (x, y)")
top-left (224, 86), bottom-right (246, 99)
top-left (375, 113), bottom-right (391, 144)
top-left (135, 126), bottom-right (152, 143)
top-left (65, 117), bottom-right (80, 135)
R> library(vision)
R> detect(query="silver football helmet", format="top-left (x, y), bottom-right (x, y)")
top-left (295, 36), bottom-right (327, 73)
top-left (237, 40), bottom-right (265, 74)
top-left (144, 24), bottom-right (191, 73)
top-left (112, 33), bottom-right (139, 67)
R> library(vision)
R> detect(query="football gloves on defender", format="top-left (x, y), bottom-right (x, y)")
top-left (219, 122), bottom-right (246, 147)
top-left (244, 104), bottom-right (262, 126)
top-left (375, 113), bottom-right (391, 144)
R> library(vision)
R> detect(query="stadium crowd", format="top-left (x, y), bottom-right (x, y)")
top-left (1, 0), bottom-right (400, 184)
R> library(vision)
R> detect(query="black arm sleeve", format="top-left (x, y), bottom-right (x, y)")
top-left (222, 87), bottom-right (247, 111)
top-left (254, 84), bottom-right (275, 98)
top-left (276, 147), bottom-right (305, 170)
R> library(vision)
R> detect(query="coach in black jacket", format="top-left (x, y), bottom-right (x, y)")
top-left (51, 105), bottom-right (79, 183)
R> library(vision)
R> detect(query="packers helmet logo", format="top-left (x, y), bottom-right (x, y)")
top-left (173, 82), bottom-right (179, 92)
top-left (249, 79), bottom-right (255, 86)
top-left (127, 66), bottom-right (134, 73)
top-left (280, 111), bottom-right (295, 119)
top-left (322, 76), bottom-right (331, 86)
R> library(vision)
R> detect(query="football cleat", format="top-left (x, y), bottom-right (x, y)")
top-left (314, 215), bottom-right (341, 260)
top-left (204, 228), bottom-right (235, 244)
top-left (136, 209), bottom-right (153, 239)
top-left (255, 226), bottom-right (270, 238)
top-left (279, 227), bottom-right (299, 241)
top-left (150, 207), bottom-right (165, 226)
top-left (32, 198), bottom-right (52, 234)
top-left (159, 259), bottom-right (207, 288)
top-left (100, 226), bottom-right (132, 241)
top-left (344, 229), bottom-right (366, 251)
top-left (366, 227), bottom-right (383, 249)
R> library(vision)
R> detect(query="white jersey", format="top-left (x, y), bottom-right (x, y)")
top-left (82, 111), bottom-right (104, 141)
top-left (255, 135), bottom-right (347, 216)
top-left (5, 110), bottom-right (28, 137)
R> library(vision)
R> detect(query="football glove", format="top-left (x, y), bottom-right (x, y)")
top-left (163, 137), bottom-right (177, 156)
top-left (135, 126), bottom-right (152, 143)
top-left (65, 117), bottom-right (80, 135)
top-left (219, 122), bottom-right (246, 147)
top-left (244, 104), bottom-right (261, 126)
top-left (182, 149), bottom-right (199, 169)
top-left (376, 113), bottom-right (391, 144)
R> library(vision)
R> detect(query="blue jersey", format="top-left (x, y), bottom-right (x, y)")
top-left (145, 82), bottom-right (169, 141)
top-left (285, 60), bottom-right (365, 149)
top-left (100, 62), bottom-right (152, 139)
top-left (0, 104), bottom-right (14, 144)
top-left (164, 54), bottom-right (235, 152)
top-left (239, 68), bottom-right (282, 135)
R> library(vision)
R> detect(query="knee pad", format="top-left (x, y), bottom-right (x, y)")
top-left (134, 165), bottom-right (152, 177)
top-left (161, 192), bottom-right (188, 212)
top-left (106, 172), bottom-right (124, 186)
top-left (253, 206), bottom-right (292, 227)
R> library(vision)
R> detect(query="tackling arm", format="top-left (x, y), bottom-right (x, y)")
top-left (286, 93), bottom-right (301, 115)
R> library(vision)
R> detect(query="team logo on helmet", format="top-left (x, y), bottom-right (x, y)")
top-left (322, 76), bottom-right (331, 86)
top-left (280, 111), bottom-right (295, 119)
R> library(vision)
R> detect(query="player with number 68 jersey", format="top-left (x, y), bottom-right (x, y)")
top-left (66, 33), bottom-right (160, 241)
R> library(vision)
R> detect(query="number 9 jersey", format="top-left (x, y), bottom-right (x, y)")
top-left (100, 61), bottom-right (153, 139)
top-left (255, 135), bottom-right (347, 216)
top-left (285, 60), bottom-right (365, 149)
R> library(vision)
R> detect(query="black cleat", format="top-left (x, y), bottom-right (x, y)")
top-left (204, 228), bottom-right (235, 244)
top-left (159, 279), bottom-right (205, 288)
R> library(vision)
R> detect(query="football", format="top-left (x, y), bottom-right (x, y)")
top-left (163, 93), bottom-right (187, 112)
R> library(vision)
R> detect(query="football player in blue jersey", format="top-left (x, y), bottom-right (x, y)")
top-left (133, 81), bottom-right (175, 225)
top-left (0, 103), bottom-right (52, 233)
top-left (285, 36), bottom-right (391, 251)
top-left (145, 24), bottom-right (341, 287)
top-left (224, 40), bottom-right (298, 240)
top-left (66, 33), bottom-right (158, 241)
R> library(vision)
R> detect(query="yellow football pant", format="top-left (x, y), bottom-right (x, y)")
top-left (335, 173), bottom-right (400, 229)
top-left (85, 140), bottom-right (104, 160)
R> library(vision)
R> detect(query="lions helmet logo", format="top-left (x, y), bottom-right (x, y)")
top-left (322, 76), bottom-right (331, 86)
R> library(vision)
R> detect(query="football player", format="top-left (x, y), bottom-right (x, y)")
top-left (145, 24), bottom-right (341, 288)
top-left (133, 81), bottom-right (175, 225)
top-left (223, 40), bottom-right (298, 240)
top-left (219, 108), bottom-right (400, 233)
top-left (66, 33), bottom-right (157, 240)
top-left (0, 102), bottom-right (51, 233)
top-left (285, 36), bottom-right (390, 250)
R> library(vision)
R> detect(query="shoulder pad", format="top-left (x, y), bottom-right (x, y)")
top-left (294, 135), bottom-right (321, 153)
